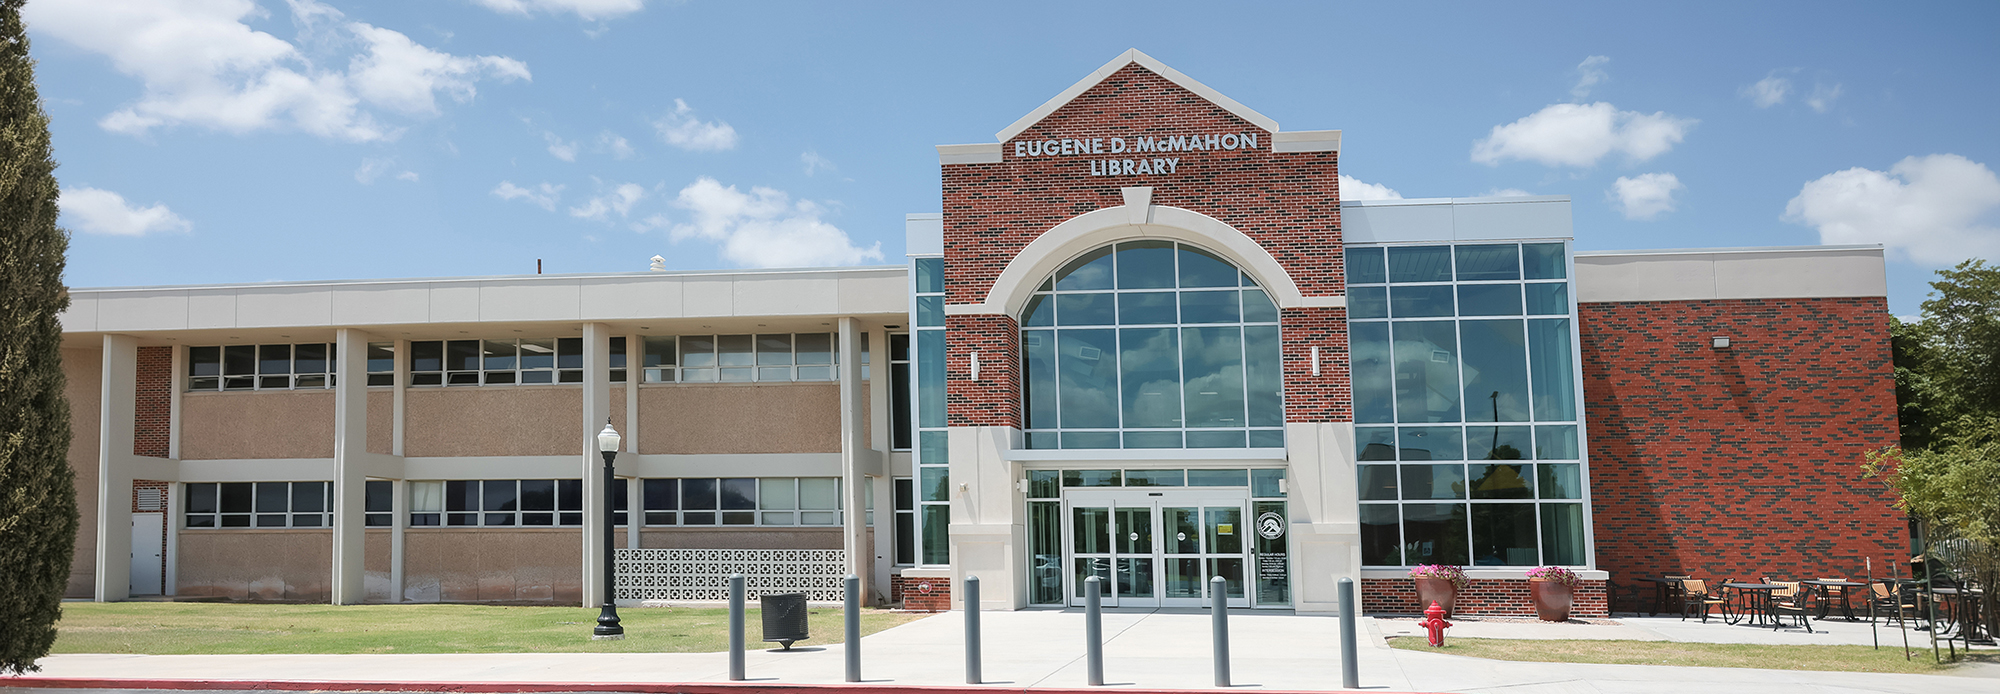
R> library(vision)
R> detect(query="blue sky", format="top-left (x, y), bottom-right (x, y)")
top-left (26, 0), bottom-right (2000, 316)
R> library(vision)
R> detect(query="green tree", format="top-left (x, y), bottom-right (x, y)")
top-left (0, 0), bottom-right (78, 675)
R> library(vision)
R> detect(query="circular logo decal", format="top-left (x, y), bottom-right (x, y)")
top-left (918, 582), bottom-right (933, 594)
top-left (1256, 511), bottom-right (1286, 540)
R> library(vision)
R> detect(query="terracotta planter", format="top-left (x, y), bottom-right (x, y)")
top-left (1413, 577), bottom-right (1458, 617)
top-left (1530, 578), bottom-right (1574, 622)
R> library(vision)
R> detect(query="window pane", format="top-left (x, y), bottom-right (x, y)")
top-left (1177, 245), bottom-right (1237, 288)
top-left (918, 330), bottom-right (946, 428)
top-left (558, 479), bottom-right (582, 511)
top-left (519, 480), bottom-right (555, 511)
top-left (519, 339), bottom-right (555, 370)
top-left (1401, 503), bottom-right (1469, 565)
top-left (1062, 469), bottom-right (1120, 487)
top-left (1390, 285), bottom-right (1454, 318)
top-left (366, 343), bottom-right (395, 374)
top-left (1056, 329), bottom-right (1118, 428)
top-left (187, 483), bottom-right (218, 514)
top-left (1242, 289), bottom-right (1278, 323)
top-left (643, 336), bottom-right (677, 367)
top-left (919, 467), bottom-right (949, 502)
top-left (644, 478), bottom-right (678, 510)
top-left (1393, 321), bottom-right (1461, 423)
top-left (557, 337), bottom-right (584, 369)
top-left (190, 346), bottom-right (221, 377)
top-left (290, 481), bottom-right (326, 512)
top-left (799, 478), bottom-right (839, 509)
top-left (681, 478), bottom-right (718, 510)
top-left (1356, 426), bottom-right (1397, 461)
top-left (1470, 463), bottom-right (1534, 499)
top-left (1349, 286), bottom-right (1388, 319)
top-left (259, 345), bottom-right (291, 374)
top-left (918, 430), bottom-right (948, 467)
top-left (1345, 247), bottom-right (1386, 284)
top-left (1523, 243), bottom-right (1567, 280)
top-left (1535, 425), bottom-right (1579, 460)
top-left (681, 336), bottom-right (716, 368)
top-left (1388, 246), bottom-right (1452, 283)
top-left (1179, 291), bottom-right (1240, 323)
top-left (1529, 319), bottom-right (1577, 421)
top-left (223, 345), bottom-right (256, 375)
top-left (720, 478), bottom-right (757, 510)
top-left (1360, 505), bottom-right (1402, 566)
top-left (441, 340), bottom-right (477, 372)
top-left (895, 509), bottom-right (915, 564)
top-left (1467, 426), bottom-right (1533, 461)
top-left (795, 334), bottom-right (832, 365)
top-left (1124, 431), bottom-right (1182, 454)
top-left (1115, 240), bottom-right (1176, 289)
top-left (890, 361), bottom-right (912, 449)
top-left (1472, 503), bottom-right (1538, 566)
top-left (1119, 327), bottom-right (1181, 429)
top-left (915, 257), bottom-right (944, 293)
top-left (219, 482), bottom-right (253, 513)
top-left (1123, 469), bottom-right (1185, 486)
top-left (1249, 429), bottom-right (1286, 448)
top-left (1187, 469), bottom-right (1248, 487)
top-left (1457, 284), bottom-right (1523, 316)
top-left (1186, 429), bottom-right (1246, 448)
top-left (1023, 330), bottom-right (1057, 430)
top-left (294, 344), bottom-right (328, 374)
top-left (1526, 283), bottom-right (1569, 315)
top-left (1244, 326), bottom-right (1282, 427)
top-left (1117, 292), bottom-right (1176, 325)
top-left (1358, 465), bottom-right (1398, 500)
top-left (610, 337), bottom-right (626, 369)
top-left (483, 340), bottom-right (517, 371)
top-left (1541, 503), bottom-right (1586, 564)
top-left (1400, 464), bottom-right (1466, 500)
top-left (1055, 294), bottom-right (1114, 326)
top-left (1022, 294), bottom-right (1053, 327)
top-left (1252, 468), bottom-right (1286, 497)
top-left (1350, 322), bottom-right (1393, 424)
top-left (482, 480), bottom-right (517, 511)
top-left (1538, 463), bottom-right (1583, 499)
top-left (752, 335), bottom-right (793, 367)
top-left (1461, 319), bottom-right (1531, 422)
top-left (255, 482), bottom-right (289, 513)
top-left (1399, 427), bottom-right (1463, 460)
top-left (1055, 246), bottom-right (1114, 291)
top-left (1181, 327), bottom-right (1245, 428)
top-left (760, 479), bottom-right (797, 510)
top-left (1454, 244), bottom-right (1520, 281)
top-left (921, 505), bottom-right (950, 564)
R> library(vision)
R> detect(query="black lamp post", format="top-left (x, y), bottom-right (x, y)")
top-left (593, 421), bottom-right (625, 639)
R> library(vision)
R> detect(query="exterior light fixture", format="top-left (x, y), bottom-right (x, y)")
top-left (592, 421), bottom-right (625, 640)
top-left (1712, 336), bottom-right (1731, 349)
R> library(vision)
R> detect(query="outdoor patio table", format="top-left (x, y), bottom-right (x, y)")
top-left (1799, 579), bottom-right (1868, 621)
top-left (1722, 582), bottom-right (1782, 627)
top-left (1635, 577), bottom-right (1686, 616)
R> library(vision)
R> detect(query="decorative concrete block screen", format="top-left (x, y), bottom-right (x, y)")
top-left (614, 548), bottom-right (847, 602)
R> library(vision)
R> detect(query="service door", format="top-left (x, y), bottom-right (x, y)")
top-left (130, 513), bottom-right (164, 596)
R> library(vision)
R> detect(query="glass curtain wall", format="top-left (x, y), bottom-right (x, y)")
top-left (1020, 241), bottom-right (1284, 450)
top-left (910, 256), bottom-right (949, 566)
top-left (1347, 242), bottom-right (1589, 568)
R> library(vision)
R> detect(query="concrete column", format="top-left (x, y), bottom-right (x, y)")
top-left (866, 328), bottom-right (894, 595)
top-left (330, 328), bottom-right (369, 605)
top-left (580, 323), bottom-right (614, 607)
top-left (390, 479), bottom-right (407, 602)
top-left (94, 334), bottom-right (138, 602)
top-left (392, 338), bottom-right (408, 457)
top-left (838, 318), bottom-right (870, 603)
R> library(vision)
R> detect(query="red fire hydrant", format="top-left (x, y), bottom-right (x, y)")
top-left (1417, 600), bottom-right (1452, 646)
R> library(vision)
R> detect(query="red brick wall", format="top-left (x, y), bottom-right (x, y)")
top-left (890, 574), bottom-right (952, 612)
top-left (1579, 297), bottom-right (1903, 594)
top-left (1362, 577), bottom-right (1608, 617)
top-left (940, 62), bottom-right (1349, 428)
top-left (944, 314), bottom-right (1020, 428)
top-left (135, 345), bottom-right (172, 458)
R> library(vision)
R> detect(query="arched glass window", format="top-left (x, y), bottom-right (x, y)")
top-left (1020, 240), bottom-right (1284, 450)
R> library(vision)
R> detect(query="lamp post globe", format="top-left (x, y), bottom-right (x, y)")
top-left (593, 421), bottom-right (625, 639)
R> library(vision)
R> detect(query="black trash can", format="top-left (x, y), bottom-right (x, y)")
top-left (760, 592), bottom-right (810, 649)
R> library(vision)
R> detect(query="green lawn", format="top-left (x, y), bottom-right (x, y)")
top-left (1387, 636), bottom-right (1999, 675)
top-left (54, 602), bottom-right (929, 655)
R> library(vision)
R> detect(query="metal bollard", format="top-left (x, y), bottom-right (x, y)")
top-left (845, 574), bottom-right (861, 683)
top-left (965, 575), bottom-right (982, 684)
top-left (1338, 577), bottom-right (1359, 689)
top-left (1211, 575), bottom-right (1231, 687)
top-left (1084, 575), bottom-right (1104, 686)
top-left (728, 574), bottom-right (746, 681)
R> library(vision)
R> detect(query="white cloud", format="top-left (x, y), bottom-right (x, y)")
top-left (652, 99), bottom-right (737, 151)
top-left (1571, 55), bottom-right (1610, 100)
top-left (492, 180), bottom-right (563, 211)
top-left (1472, 102), bottom-right (1695, 168)
top-left (354, 157), bottom-right (417, 184)
top-left (543, 132), bottom-right (578, 161)
top-left (801, 150), bottom-right (835, 176)
top-left (1609, 173), bottom-right (1684, 220)
top-left (599, 131), bottom-right (635, 159)
top-left (1742, 73), bottom-right (1792, 108)
top-left (668, 177), bottom-right (882, 268)
top-left (1480, 188), bottom-right (1537, 198)
top-left (570, 182), bottom-right (646, 221)
top-left (24, 0), bottom-right (527, 141)
top-left (1806, 82), bottom-right (1844, 113)
top-left (1339, 174), bottom-right (1401, 201)
top-left (1784, 154), bottom-right (2000, 266)
top-left (470, 0), bottom-right (645, 21)
top-left (59, 187), bottom-right (192, 236)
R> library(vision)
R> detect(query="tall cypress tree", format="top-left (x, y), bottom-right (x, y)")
top-left (0, 0), bottom-right (78, 675)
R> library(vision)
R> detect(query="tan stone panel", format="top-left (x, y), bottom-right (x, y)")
top-left (365, 529), bottom-right (392, 602)
top-left (180, 391), bottom-right (336, 460)
top-left (638, 527), bottom-right (843, 549)
top-left (64, 348), bottom-right (102, 598)
top-left (402, 530), bottom-right (582, 604)
top-left (367, 390), bottom-right (393, 455)
top-left (637, 384), bottom-right (840, 455)
top-left (175, 530), bottom-right (333, 601)
top-left (404, 387), bottom-right (580, 457)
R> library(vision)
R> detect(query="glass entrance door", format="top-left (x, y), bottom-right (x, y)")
top-left (1064, 490), bottom-right (1249, 608)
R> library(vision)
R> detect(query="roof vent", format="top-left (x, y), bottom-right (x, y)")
top-left (650, 255), bottom-right (666, 272)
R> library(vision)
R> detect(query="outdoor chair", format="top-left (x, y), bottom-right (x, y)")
top-left (1872, 581), bottom-right (1920, 627)
top-left (1769, 582), bottom-right (1814, 632)
top-left (1679, 579), bottom-right (1731, 623)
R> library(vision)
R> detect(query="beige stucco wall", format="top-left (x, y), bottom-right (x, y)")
top-left (402, 530), bottom-right (582, 603)
top-left (64, 347), bottom-right (102, 598)
top-left (176, 530), bottom-right (332, 600)
top-left (405, 387), bottom-right (581, 457)
top-left (637, 384), bottom-right (841, 455)
top-left (365, 529), bottom-right (393, 602)
top-left (180, 391), bottom-right (335, 460)
top-left (639, 527), bottom-right (845, 549)
top-left (367, 390), bottom-right (392, 455)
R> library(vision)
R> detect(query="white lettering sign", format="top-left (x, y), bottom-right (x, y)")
top-left (1010, 131), bottom-right (1260, 177)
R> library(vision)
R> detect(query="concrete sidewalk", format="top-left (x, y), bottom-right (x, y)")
top-left (6, 608), bottom-right (1995, 694)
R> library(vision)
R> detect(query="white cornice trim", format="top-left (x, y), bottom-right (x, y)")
top-left (937, 143), bottom-right (1002, 165)
top-left (1273, 130), bottom-right (1341, 153)
top-left (994, 49), bottom-right (1280, 143)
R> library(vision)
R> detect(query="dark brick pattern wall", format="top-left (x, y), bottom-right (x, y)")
top-left (940, 62), bottom-right (1350, 429)
top-left (1362, 577), bottom-right (1608, 617)
top-left (135, 345), bottom-right (172, 458)
top-left (944, 314), bottom-right (1021, 428)
top-left (890, 574), bottom-right (952, 612)
top-left (1280, 307), bottom-right (1354, 422)
top-left (1579, 297), bottom-right (1904, 594)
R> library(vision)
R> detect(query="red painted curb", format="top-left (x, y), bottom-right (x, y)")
top-left (0, 677), bottom-right (1438, 694)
